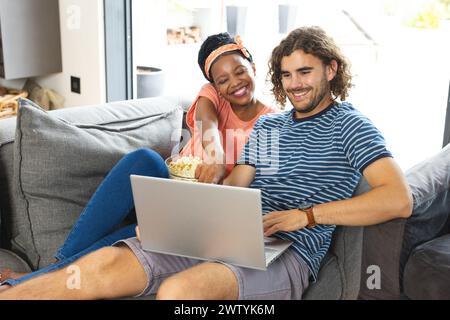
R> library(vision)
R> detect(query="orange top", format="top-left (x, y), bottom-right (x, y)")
top-left (179, 83), bottom-right (276, 176)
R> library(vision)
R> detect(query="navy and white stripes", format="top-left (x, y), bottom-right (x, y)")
top-left (237, 102), bottom-right (392, 281)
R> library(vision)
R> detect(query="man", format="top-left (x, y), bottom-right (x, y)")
top-left (0, 26), bottom-right (412, 300)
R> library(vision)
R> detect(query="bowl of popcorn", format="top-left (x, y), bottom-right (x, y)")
top-left (165, 155), bottom-right (202, 182)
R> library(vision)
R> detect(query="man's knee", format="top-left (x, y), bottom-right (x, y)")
top-left (156, 276), bottom-right (193, 300)
top-left (63, 246), bottom-right (147, 299)
top-left (82, 246), bottom-right (121, 269)
top-left (156, 263), bottom-right (239, 300)
top-left (77, 246), bottom-right (136, 283)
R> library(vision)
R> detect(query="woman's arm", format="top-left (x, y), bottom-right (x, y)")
top-left (194, 97), bottom-right (226, 183)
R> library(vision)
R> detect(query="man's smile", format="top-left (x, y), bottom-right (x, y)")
top-left (290, 89), bottom-right (310, 101)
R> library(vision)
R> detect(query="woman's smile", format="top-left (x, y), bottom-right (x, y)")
top-left (230, 85), bottom-right (249, 98)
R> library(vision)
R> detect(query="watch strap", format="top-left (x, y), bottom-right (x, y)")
top-left (299, 206), bottom-right (316, 228)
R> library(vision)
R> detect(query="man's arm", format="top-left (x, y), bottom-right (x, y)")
top-left (223, 164), bottom-right (256, 188)
top-left (314, 157), bottom-right (413, 226)
top-left (263, 157), bottom-right (413, 236)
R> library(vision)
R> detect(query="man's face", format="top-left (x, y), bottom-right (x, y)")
top-left (280, 50), bottom-right (335, 118)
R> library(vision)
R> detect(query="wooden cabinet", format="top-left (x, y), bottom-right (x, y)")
top-left (0, 0), bottom-right (62, 79)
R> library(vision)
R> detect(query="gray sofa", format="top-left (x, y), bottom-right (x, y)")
top-left (359, 143), bottom-right (450, 300)
top-left (0, 97), bottom-right (366, 299)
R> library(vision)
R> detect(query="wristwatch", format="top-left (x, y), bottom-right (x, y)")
top-left (298, 202), bottom-right (316, 229)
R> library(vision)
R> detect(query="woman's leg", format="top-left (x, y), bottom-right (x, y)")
top-left (54, 147), bottom-right (168, 261)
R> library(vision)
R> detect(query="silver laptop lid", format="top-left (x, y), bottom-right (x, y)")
top-left (130, 175), bottom-right (267, 270)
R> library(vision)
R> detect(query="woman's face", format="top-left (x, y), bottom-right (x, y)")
top-left (210, 53), bottom-right (256, 107)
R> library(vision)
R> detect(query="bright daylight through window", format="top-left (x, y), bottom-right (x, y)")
top-left (133, 0), bottom-right (450, 171)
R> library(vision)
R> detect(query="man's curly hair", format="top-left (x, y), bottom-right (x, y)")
top-left (268, 26), bottom-right (353, 107)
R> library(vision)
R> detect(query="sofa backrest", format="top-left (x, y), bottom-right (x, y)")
top-left (0, 97), bottom-right (184, 263)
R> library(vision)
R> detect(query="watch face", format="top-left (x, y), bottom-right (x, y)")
top-left (298, 201), bottom-right (313, 210)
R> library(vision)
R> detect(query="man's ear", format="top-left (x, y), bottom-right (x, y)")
top-left (327, 60), bottom-right (338, 81)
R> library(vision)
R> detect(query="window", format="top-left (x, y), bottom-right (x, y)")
top-left (131, 0), bottom-right (450, 170)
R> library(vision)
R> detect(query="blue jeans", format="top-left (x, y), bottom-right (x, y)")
top-left (4, 147), bottom-right (168, 286)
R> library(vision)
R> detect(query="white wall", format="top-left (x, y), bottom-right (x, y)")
top-left (132, 0), bottom-right (166, 99)
top-left (0, 0), bottom-right (106, 108)
top-left (132, 0), bottom-right (223, 101)
top-left (35, 0), bottom-right (106, 108)
top-left (0, 78), bottom-right (26, 89)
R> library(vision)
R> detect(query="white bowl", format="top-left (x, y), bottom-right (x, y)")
top-left (165, 155), bottom-right (198, 182)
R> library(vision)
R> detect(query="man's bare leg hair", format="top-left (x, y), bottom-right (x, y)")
top-left (0, 245), bottom-right (148, 300)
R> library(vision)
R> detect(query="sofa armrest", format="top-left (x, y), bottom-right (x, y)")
top-left (359, 217), bottom-right (407, 299)
top-left (359, 144), bottom-right (450, 299)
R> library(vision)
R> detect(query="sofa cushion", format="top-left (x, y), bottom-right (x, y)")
top-left (401, 143), bottom-right (450, 271)
top-left (403, 234), bottom-right (450, 299)
top-left (0, 248), bottom-right (32, 274)
top-left (302, 254), bottom-right (341, 299)
top-left (12, 98), bottom-right (183, 269)
top-left (0, 117), bottom-right (18, 249)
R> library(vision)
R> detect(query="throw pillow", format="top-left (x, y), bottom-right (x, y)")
top-left (13, 98), bottom-right (183, 269)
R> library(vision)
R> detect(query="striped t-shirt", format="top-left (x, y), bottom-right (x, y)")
top-left (237, 102), bottom-right (392, 281)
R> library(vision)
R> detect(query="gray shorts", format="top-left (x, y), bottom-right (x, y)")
top-left (115, 237), bottom-right (311, 300)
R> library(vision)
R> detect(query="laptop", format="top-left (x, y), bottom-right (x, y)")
top-left (130, 175), bottom-right (292, 270)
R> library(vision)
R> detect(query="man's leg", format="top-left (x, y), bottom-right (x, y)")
top-left (157, 249), bottom-right (310, 300)
top-left (0, 246), bottom-right (147, 300)
top-left (156, 262), bottom-right (239, 300)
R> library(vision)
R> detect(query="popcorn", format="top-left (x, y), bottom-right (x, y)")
top-left (167, 155), bottom-right (202, 179)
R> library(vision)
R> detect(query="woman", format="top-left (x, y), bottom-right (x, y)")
top-left (180, 32), bottom-right (274, 183)
top-left (0, 32), bottom-right (275, 287)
